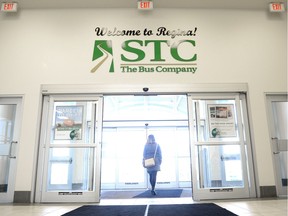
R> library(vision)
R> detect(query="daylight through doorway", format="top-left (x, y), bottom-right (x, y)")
top-left (100, 95), bottom-right (192, 193)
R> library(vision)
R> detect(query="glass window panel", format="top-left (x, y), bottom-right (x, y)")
top-left (176, 128), bottom-right (190, 157)
top-left (272, 102), bottom-right (288, 140)
top-left (101, 158), bottom-right (116, 184)
top-left (52, 148), bottom-right (69, 157)
top-left (149, 129), bottom-right (178, 183)
top-left (118, 159), bottom-right (145, 183)
top-left (50, 163), bottom-right (69, 185)
top-left (50, 101), bottom-right (96, 144)
top-left (195, 99), bottom-right (239, 142)
top-left (224, 160), bottom-right (242, 181)
top-left (47, 148), bottom-right (95, 191)
top-left (103, 95), bottom-right (188, 121)
top-left (115, 129), bottom-right (144, 184)
top-left (272, 101), bottom-right (288, 187)
top-left (197, 145), bottom-right (244, 189)
top-left (178, 158), bottom-right (191, 182)
top-left (101, 129), bottom-right (117, 186)
top-left (157, 158), bottom-right (177, 182)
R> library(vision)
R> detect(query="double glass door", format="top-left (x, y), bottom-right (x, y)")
top-left (0, 98), bottom-right (22, 203)
top-left (36, 93), bottom-right (255, 202)
top-left (36, 95), bottom-right (103, 202)
top-left (188, 93), bottom-right (255, 200)
top-left (101, 125), bottom-right (191, 190)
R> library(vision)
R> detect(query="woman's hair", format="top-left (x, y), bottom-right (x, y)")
top-left (147, 134), bottom-right (156, 144)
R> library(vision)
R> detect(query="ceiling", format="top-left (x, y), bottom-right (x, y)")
top-left (5, 0), bottom-right (285, 10)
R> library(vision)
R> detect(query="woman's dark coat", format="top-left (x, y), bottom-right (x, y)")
top-left (143, 143), bottom-right (162, 172)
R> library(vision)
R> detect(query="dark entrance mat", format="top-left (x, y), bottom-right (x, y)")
top-left (133, 189), bottom-right (183, 198)
top-left (62, 205), bottom-right (147, 216)
top-left (62, 203), bottom-right (238, 216)
top-left (148, 203), bottom-right (238, 216)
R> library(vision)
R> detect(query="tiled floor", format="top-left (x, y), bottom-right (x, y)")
top-left (0, 197), bottom-right (286, 216)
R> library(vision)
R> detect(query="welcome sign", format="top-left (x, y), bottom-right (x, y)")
top-left (91, 27), bottom-right (198, 74)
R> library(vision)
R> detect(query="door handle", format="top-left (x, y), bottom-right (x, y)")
top-left (9, 141), bottom-right (18, 159)
top-left (271, 137), bottom-right (279, 154)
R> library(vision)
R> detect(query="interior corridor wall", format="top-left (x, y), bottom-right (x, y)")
top-left (0, 8), bottom-right (286, 199)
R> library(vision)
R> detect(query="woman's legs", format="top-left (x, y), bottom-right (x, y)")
top-left (148, 171), bottom-right (158, 194)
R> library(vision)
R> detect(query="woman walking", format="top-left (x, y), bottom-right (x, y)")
top-left (143, 134), bottom-right (162, 195)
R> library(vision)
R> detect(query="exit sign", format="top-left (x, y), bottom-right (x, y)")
top-left (1, 2), bottom-right (18, 12)
top-left (138, 1), bottom-right (153, 10)
top-left (269, 3), bottom-right (285, 12)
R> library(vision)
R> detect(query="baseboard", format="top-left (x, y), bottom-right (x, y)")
top-left (260, 186), bottom-right (277, 198)
top-left (14, 191), bottom-right (31, 203)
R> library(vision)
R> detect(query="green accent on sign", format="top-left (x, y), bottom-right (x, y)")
top-left (211, 128), bottom-right (219, 138)
top-left (70, 130), bottom-right (77, 140)
top-left (121, 40), bottom-right (145, 62)
top-left (171, 40), bottom-right (197, 61)
top-left (91, 40), bottom-right (114, 73)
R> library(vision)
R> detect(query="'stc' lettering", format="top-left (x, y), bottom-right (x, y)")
top-left (121, 40), bottom-right (197, 62)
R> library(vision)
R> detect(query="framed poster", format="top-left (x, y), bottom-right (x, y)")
top-left (54, 105), bottom-right (84, 140)
top-left (208, 104), bottom-right (237, 138)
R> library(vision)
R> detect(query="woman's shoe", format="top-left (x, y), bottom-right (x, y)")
top-left (151, 190), bottom-right (157, 195)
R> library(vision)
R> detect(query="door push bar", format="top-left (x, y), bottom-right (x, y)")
top-left (9, 141), bottom-right (18, 159)
top-left (272, 137), bottom-right (288, 154)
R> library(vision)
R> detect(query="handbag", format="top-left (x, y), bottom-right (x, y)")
top-left (144, 158), bottom-right (155, 167)
top-left (144, 144), bottom-right (158, 168)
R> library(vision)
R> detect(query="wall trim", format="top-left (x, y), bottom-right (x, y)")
top-left (41, 83), bottom-right (248, 95)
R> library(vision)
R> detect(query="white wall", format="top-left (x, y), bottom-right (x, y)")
top-left (0, 8), bottom-right (286, 194)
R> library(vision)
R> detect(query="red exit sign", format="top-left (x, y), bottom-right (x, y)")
top-left (1, 3), bottom-right (18, 12)
top-left (269, 3), bottom-right (285, 12)
top-left (138, 1), bottom-right (153, 10)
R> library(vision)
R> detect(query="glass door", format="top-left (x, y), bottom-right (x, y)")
top-left (266, 94), bottom-right (288, 197)
top-left (188, 93), bottom-right (255, 200)
top-left (101, 123), bottom-right (191, 190)
top-left (147, 126), bottom-right (191, 189)
top-left (101, 127), bottom-right (147, 189)
top-left (0, 98), bottom-right (22, 203)
top-left (36, 95), bottom-right (103, 202)
top-left (101, 95), bottom-right (191, 190)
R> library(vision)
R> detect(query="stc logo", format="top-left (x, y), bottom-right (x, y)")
top-left (91, 40), bottom-right (197, 73)
top-left (91, 40), bottom-right (114, 73)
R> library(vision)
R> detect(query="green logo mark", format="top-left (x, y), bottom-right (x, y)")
top-left (91, 40), bottom-right (114, 73)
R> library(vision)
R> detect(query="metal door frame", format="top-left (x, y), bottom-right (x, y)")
top-left (188, 93), bottom-right (256, 200)
top-left (0, 97), bottom-right (22, 203)
top-left (35, 95), bottom-right (103, 203)
top-left (266, 93), bottom-right (288, 197)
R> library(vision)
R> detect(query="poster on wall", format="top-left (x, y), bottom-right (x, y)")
top-left (54, 106), bottom-right (83, 140)
top-left (208, 104), bottom-right (237, 138)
